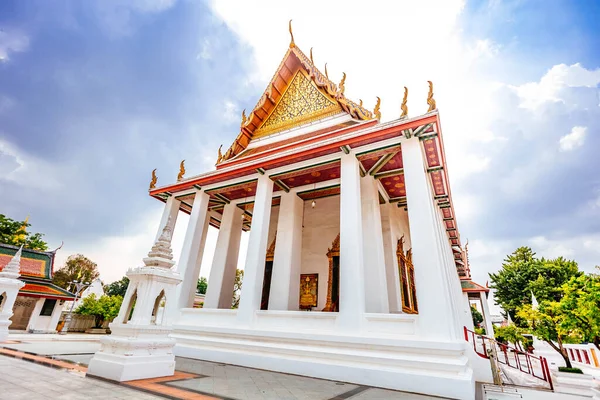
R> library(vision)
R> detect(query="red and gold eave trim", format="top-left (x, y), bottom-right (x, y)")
top-left (150, 115), bottom-right (436, 197)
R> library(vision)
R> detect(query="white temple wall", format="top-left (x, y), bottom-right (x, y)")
top-left (267, 204), bottom-right (280, 247)
top-left (299, 195), bottom-right (340, 311)
top-left (27, 298), bottom-right (62, 333)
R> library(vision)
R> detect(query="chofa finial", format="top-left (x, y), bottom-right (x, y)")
top-left (177, 160), bottom-right (185, 182)
top-left (241, 109), bottom-right (247, 127)
top-left (149, 169), bottom-right (157, 190)
top-left (216, 144), bottom-right (223, 165)
top-left (324, 63), bottom-right (329, 79)
top-left (400, 86), bottom-right (408, 119)
top-left (338, 72), bottom-right (346, 95)
top-left (359, 99), bottom-right (363, 107)
top-left (374, 97), bottom-right (381, 120)
top-left (427, 81), bottom-right (436, 112)
top-left (310, 47), bottom-right (314, 64)
top-left (289, 20), bottom-right (295, 48)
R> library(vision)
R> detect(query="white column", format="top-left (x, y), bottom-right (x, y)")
top-left (175, 189), bottom-right (210, 310)
top-left (480, 291), bottom-right (495, 338)
top-left (237, 175), bottom-right (274, 325)
top-left (26, 298), bottom-right (44, 331)
top-left (361, 175), bottom-right (389, 313)
top-left (403, 137), bottom-right (460, 340)
top-left (380, 203), bottom-right (402, 312)
top-left (338, 153), bottom-right (366, 329)
top-left (204, 203), bottom-right (243, 309)
top-left (463, 293), bottom-right (475, 332)
top-left (155, 196), bottom-right (181, 242)
top-left (269, 192), bottom-right (304, 310)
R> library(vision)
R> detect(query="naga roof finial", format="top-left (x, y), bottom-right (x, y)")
top-left (310, 47), bottom-right (314, 64)
top-left (400, 86), bottom-right (408, 119)
top-left (177, 160), bottom-right (185, 182)
top-left (241, 109), bottom-right (247, 127)
top-left (374, 97), bottom-right (381, 120)
top-left (427, 80), bottom-right (436, 112)
top-left (338, 72), bottom-right (346, 95)
top-left (216, 144), bottom-right (223, 165)
top-left (149, 169), bottom-right (157, 190)
top-left (288, 20), bottom-right (295, 48)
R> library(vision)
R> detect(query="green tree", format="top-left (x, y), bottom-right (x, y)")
top-left (471, 306), bottom-right (484, 327)
top-left (75, 294), bottom-right (122, 328)
top-left (556, 273), bottom-right (600, 350)
top-left (197, 277), bottom-right (208, 294)
top-left (494, 324), bottom-right (526, 350)
top-left (104, 276), bottom-right (130, 297)
top-left (52, 254), bottom-right (100, 292)
top-left (232, 269), bottom-right (244, 309)
top-left (489, 247), bottom-right (580, 322)
top-left (0, 214), bottom-right (48, 251)
top-left (518, 302), bottom-right (576, 368)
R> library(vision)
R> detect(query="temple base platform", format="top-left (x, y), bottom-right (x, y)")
top-left (87, 324), bottom-right (177, 382)
top-left (172, 308), bottom-right (475, 400)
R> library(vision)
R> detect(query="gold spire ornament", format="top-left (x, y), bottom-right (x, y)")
top-left (216, 144), bottom-right (223, 165)
top-left (400, 86), bottom-right (408, 119)
top-left (177, 160), bottom-right (185, 182)
top-left (241, 109), bottom-right (247, 127)
top-left (359, 99), bottom-right (363, 107)
top-left (310, 47), bottom-right (314, 64)
top-left (149, 169), bottom-right (157, 190)
top-left (324, 63), bottom-right (329, 79)
top-left (289, 20), bottom-right (295, 48)
top-left (338, 72), bottom-right (346, 95)
top-left (374, 97), bottom-right (381, 120)
top-left (426, 81), bottom-right (436, 112)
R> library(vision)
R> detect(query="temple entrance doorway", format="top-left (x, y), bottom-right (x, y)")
top-left (260, 236), bottom-right (277, 310)
top-left (323, 234), bottom-right (340, 312)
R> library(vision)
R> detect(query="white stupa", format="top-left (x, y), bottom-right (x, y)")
top-left (0, 246), bottom-right (26, 342)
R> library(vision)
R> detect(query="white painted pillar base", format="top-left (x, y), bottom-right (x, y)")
top-left (237, 175), bottom-right (274, 325)
top-left (339, 153), bottom-right (366, 330)
top-left (155, 196), bottom-right (181, 242)
top-left (175, 189), bottom-right (210, 310)
top-left (403, 137), bottom-right (461, 340)
top-left (361, 175), bottom-right (389, 313)
top-left (269, 192), bottom-right (303, 311)
top-left (380, 203), bottom-right (402, 313)
top-left (205, 203), bottom-right (243, 309)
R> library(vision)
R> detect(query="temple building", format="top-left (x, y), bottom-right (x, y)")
top-left (0, 244), bottom-right (75, 333)
top-left (103, 24), bottom-right (495, 399)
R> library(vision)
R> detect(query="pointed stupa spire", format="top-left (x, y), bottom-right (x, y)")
top-left (531, 290), bottom-right (539, 310)
top-left (143, 217), bottom-right (175, 269)
top-left (1, 245), bottom-right (23, 279)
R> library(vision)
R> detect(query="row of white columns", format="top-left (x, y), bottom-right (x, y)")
top-left (158, 137), bottom-right (463, 338)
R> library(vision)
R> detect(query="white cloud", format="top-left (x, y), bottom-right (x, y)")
top-left (0, 30), bottom-right (29, 61)
top-left (222, 100), bottom-right (238, 123)
top-left (514, 63), bottom-right (600, 110)
top-left (559, 126), bottom-right (587, 151)
top-left (0, 137), bottom-right (64, 190)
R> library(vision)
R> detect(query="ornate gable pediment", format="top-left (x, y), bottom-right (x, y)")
top-left (255, 70), bottom-right (342, 137)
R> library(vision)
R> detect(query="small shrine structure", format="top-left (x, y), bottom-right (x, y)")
top-left (93, 23), bottom-right (493, 399)
top-left (0, 244), bottom-right (75, 333)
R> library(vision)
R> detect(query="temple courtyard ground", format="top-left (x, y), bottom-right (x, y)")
top-left (0, 334), bottom-right (589, 400)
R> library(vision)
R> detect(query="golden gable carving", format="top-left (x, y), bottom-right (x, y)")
top-left (254, 70), bottom-right (342, 138)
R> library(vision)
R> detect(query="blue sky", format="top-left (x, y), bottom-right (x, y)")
top-left (1, 0), bottom-right (599, 288)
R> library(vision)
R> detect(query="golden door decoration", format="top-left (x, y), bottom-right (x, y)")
top-left (397, 236), bottom-right (418, 314)
top-left (322, 233), bottom-right (340, 312)
top-left (299, 274), bottom-right (318, 310)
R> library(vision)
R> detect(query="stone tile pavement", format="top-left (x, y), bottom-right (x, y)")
top-left (0, 355), bottom-right (162, 400)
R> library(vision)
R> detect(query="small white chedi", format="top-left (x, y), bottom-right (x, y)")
top-left (87, 219), bottom-right (182, 381)
top-left (0, 246), bottom-right (25, 342)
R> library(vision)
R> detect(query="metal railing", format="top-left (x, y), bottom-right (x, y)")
top-left (464, 327), bottom-right (553, 391)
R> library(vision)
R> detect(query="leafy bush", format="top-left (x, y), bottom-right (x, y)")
top-left (558, 367), bottom-right (583, 374)
top-left (75, 294), bottom-right (122, 328)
